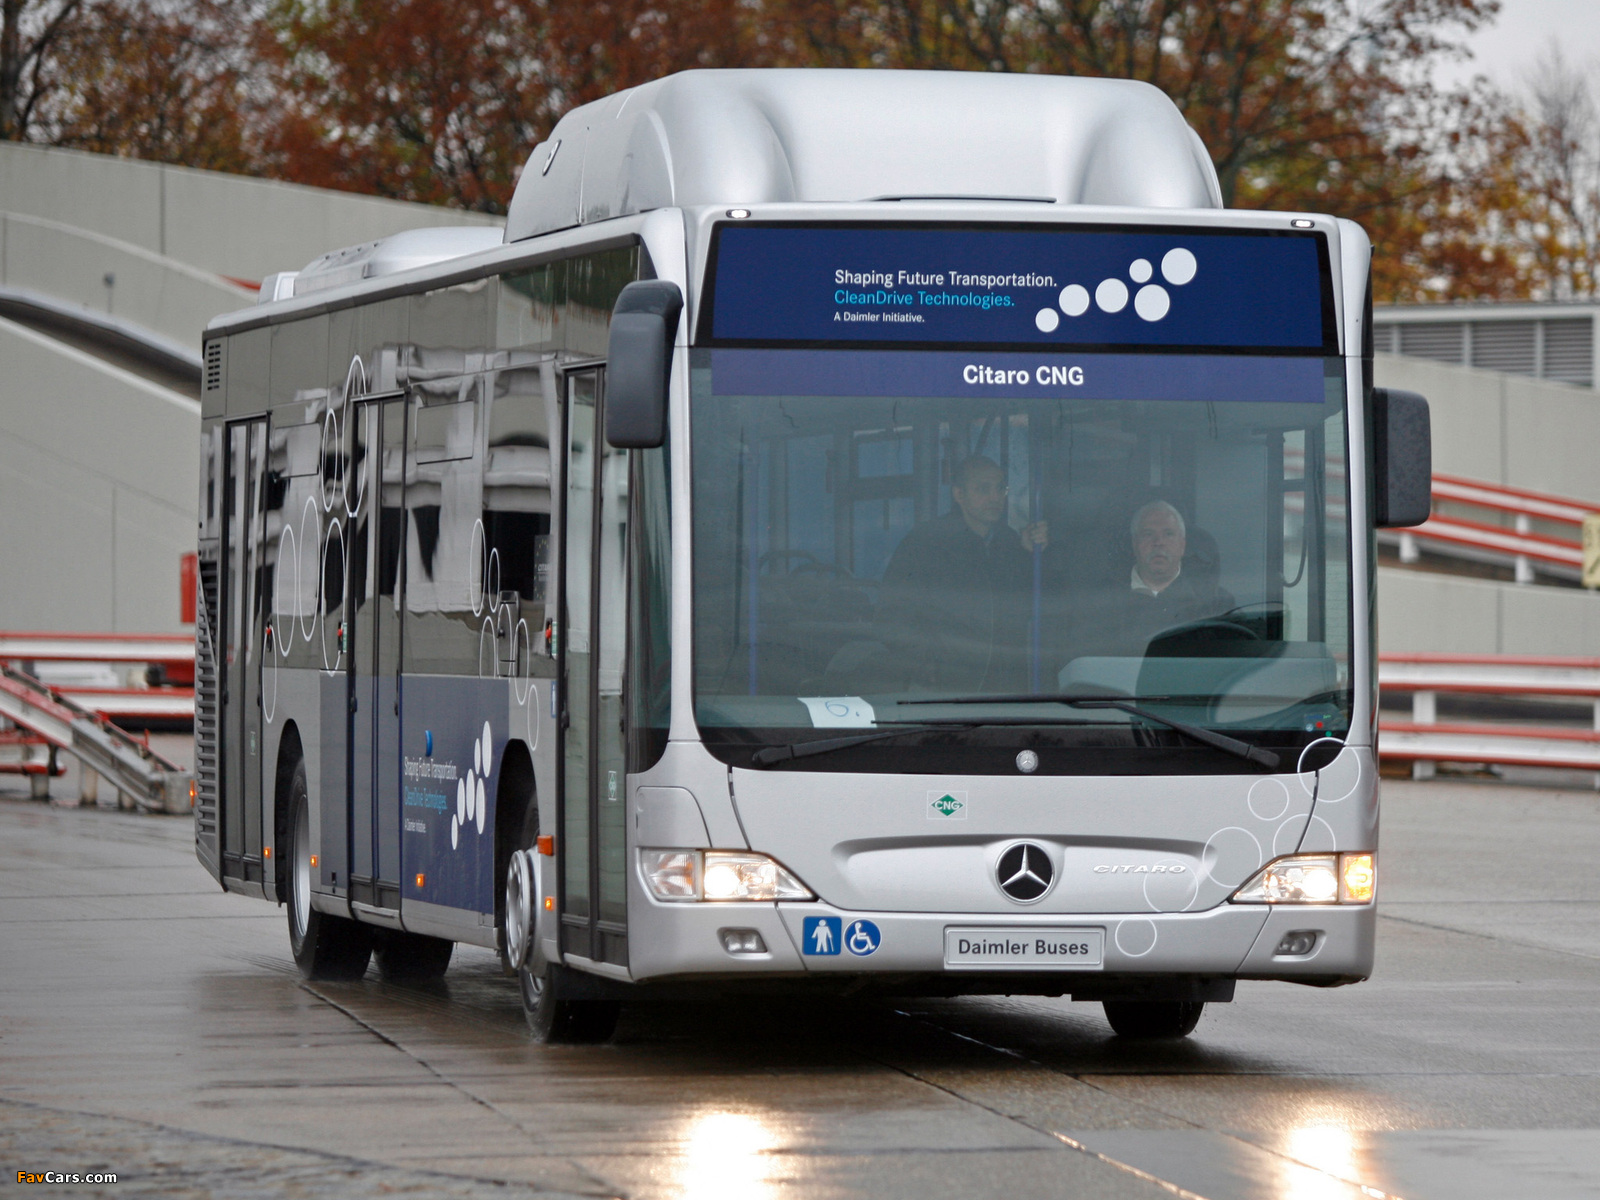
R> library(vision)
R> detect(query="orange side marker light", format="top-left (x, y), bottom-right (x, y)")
top-left (543, 896), bottom-right (554, 910)
top-left (263, 846), bottom-right (271, 860)
top-left (415, 873), bottom-right (426, 888)
top-left (309, 855), bottom-right (318, 867)
top-left (536, 835), bottom-right (555, 856)
top-left (188, 780), bottom-right (197, 808)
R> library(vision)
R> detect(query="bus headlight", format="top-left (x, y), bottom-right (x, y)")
top-left (640, 849), bottom-right (815, 902)
top-left (1231, 853), bottom-right (1375, 904)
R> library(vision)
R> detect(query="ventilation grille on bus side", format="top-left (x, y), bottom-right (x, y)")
top-left (194, 557), bottom-right (221, 837)
top-left (203, 341), bottom-right (224, 393)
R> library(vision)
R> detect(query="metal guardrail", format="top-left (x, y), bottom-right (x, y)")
top-left (0, 631), bottom-right (194, 722)
top-left (1388, 474), bottom-right (1596, 584)
top-left (1378, 653), bottom-right (1600, 777)
top-left (0, 663), bottom-right (192, 812)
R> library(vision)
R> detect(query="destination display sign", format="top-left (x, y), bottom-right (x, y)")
top-left (708, 349), bottom-right (1331, 404)
top-left (705, 224), bottom-right (1335, 350)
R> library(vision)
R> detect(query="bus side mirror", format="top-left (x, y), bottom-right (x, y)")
top-left (1372, 387), bottom-right (1431, 528)
top-left (605, 280), bottom-right (683, 449)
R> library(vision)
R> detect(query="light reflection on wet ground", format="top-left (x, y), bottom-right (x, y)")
top-left (3, 781), bottom-right (1599, 1199)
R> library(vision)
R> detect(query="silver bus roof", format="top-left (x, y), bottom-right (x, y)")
top-left (505, 69), bottom-right (1224, 242)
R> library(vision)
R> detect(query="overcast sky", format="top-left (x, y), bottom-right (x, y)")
top-left (1437, 0), bottom-right (1600, 93)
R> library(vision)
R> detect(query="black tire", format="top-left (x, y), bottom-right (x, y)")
top-left (286, 761), bottom-right (373, 980)
top-left (374, 930), bottom-right (453, 982)
top-left (1102, 999), bottom-right (1205, 1039)
top-left (505, 803), bottom-right (619, 1043)
top-left (519, 960), bottom-right (620, 1044)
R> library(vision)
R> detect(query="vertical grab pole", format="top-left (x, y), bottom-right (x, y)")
top-left (1029, 432), bottom-right (1043, 695)
top-left (745, 443), bottom-right (760, 695)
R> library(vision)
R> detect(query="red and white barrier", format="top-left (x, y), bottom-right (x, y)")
top-left (1378, 653), bottom-right (1600, 778)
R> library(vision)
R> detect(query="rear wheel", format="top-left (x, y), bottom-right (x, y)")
top-left (1102, 999), bottom-right (1205, 1039)
top-left (505, 804), bottom-right (618, 1043)
top-left (374, 930), bottom-right (453, 982)
top-left (286, 761), bottom-right (373, 980)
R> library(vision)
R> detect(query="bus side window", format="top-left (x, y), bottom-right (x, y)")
top-left (485, 362), bottom-right (557, 679)
top-left (402, 377), bottom-right (488, 675)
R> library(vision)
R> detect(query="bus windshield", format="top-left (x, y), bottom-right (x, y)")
top-left (691, 223), bottom-right (1351, 774)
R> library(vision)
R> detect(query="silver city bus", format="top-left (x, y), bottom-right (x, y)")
top-left (195, 69), bottom-right (1431, 1042)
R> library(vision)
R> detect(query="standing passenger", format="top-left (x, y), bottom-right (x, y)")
top-left (877, 456), bottom-right (1048, 692)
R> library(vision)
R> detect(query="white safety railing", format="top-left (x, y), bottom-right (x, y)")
top-left (1387, 474), bottom-right (1595, 584)
top-left (0, 631), bottom-right (193, 723)
top-left (1378, 653), bottom-right (1600, 780)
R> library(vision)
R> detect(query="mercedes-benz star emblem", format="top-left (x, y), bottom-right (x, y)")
top-left (996, 842), bottom-right (1054, 903)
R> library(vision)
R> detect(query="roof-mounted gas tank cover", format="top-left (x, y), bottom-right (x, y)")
top-left (286, 226), bottom-right (504, 299)
top-left (505, 69), bottom-right (1223, 242)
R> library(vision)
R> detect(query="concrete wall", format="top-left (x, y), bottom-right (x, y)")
top-left (1, 211), bottom-right (253, 350)
top-left (1374, 353), bottom-right (1600, 502)
top-left (0, 142), bottom-right (502, 285)
top-left (0, 317), bottom-right (198, 633)
top-left (1378, 568), bottom-right (1600, 656)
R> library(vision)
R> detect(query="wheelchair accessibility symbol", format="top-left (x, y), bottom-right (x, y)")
top-left (844, 919), bottom-right (880, 956)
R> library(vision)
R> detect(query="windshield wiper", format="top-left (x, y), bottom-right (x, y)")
top-left (748, 716), bottom-right (1101, 768)
top-left (749, 724), bottom-right (968, 767)
top-left (894, 694), bottom-right (1281, 770)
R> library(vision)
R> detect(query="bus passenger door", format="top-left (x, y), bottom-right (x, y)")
top-left (220, 417), bottom-right (266, 888)
top-left (559, 366), bottom-right (629, 967)
top-left (349, 396), bottom-right (407, 911)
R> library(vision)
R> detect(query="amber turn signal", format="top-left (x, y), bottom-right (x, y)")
top-left (415, 873), bottom-right (426, 888)
top-left (543, 896), bottom-right (554, 910)
top-left (309, 855), bottom-right (318, 867)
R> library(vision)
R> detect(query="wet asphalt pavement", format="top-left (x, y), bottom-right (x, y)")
top-left (2, 779), bottom-right (1598, 1199)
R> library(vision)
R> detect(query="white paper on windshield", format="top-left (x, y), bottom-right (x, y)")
top-left (799, 696), bottom-right (876, 728)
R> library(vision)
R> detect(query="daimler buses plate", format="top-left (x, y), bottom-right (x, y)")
top-left (944, 927), bottom-right (1104, 970)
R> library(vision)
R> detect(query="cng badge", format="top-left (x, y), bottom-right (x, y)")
top-left (928, 790), bottom-right (967, 820)
top-left (844, 919), bottom-right (880, 956)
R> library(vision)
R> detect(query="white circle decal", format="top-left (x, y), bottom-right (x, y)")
top-left (451, 815), bottom-right (459, 850)
top-left (1162, 247), bottom-right (1198, 285)
top-left (1202, 826), bottom-right (1263, 886)
top-left (476, 776), bottom-right (487, 835)
top-left (1129, 258), bottom-right (1153, 283)
top-left (1248, 778), bottom-right (1291, 822)
top-left (1059, 284), bottom-right (1090, 316)
top-left (1095, 278), bottom-right (1129, 313)
top-left (457, 778), bottom-right (467, 825)
top-left (1035, 307), bottom-right (1060, 333)
top-left (1115, 918), bottom-right (1158, 958)
top-left (1134, 285), bottom-right (1170, 322)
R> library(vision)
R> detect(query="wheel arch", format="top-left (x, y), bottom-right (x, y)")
top-left (495, 738), bottom-right (537, 942)
top-left (271, 721), bottom-right (304, 905)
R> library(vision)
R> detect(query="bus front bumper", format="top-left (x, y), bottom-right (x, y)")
top-left (623, 897), bottom-right (1374, 988)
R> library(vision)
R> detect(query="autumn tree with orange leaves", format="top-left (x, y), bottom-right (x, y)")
top-left (4, 0), bottom-right (1597, 304)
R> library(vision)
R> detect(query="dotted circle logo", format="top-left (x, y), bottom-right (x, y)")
top-left (451, 720), bottom-right (493, 851)
top-left (1033, 246), bottom-right (1198, 332)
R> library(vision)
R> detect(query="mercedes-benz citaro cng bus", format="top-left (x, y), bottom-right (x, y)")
top-left (195, 69), bottom-right (1432, 1043)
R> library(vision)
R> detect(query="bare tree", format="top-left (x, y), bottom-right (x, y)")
top-left (0, 0), bottom-right (83, 140)
top-left (1517, 45), bottom-right (1600, 298)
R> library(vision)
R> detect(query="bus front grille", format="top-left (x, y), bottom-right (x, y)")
top-left (194, 555), bottom-right (221, 838)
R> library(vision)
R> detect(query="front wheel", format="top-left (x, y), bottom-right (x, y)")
top-left (518, 959), bottom-right (620, 1044)
top-left (1102, 999), bottom-right (1205, 1039)
top-left (286, 761), bottom-right (373, 980)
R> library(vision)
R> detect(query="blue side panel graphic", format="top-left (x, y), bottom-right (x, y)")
top-left (400, 678), bottom-right (506, 914)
